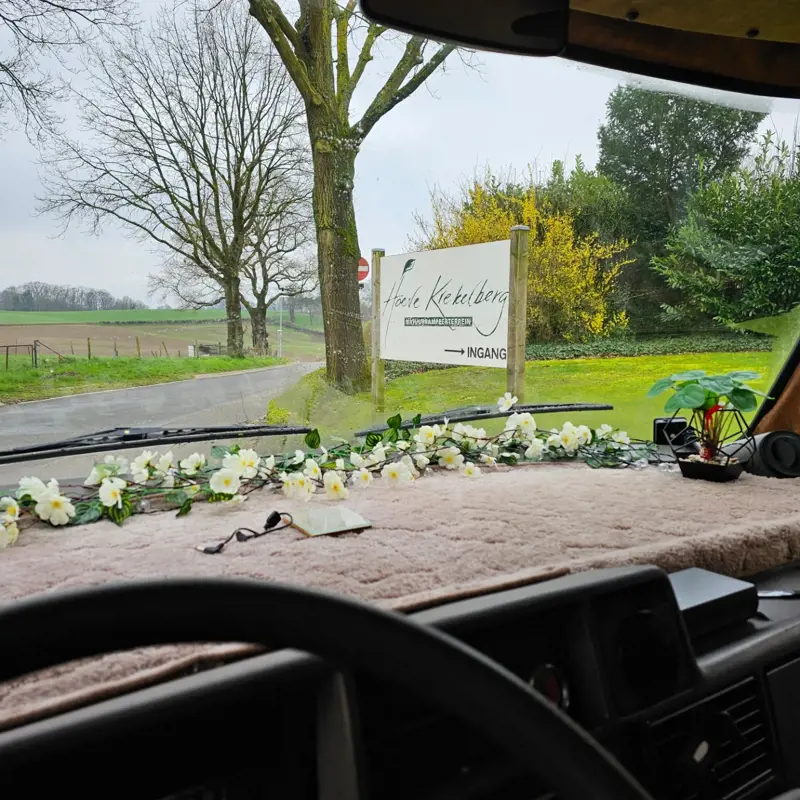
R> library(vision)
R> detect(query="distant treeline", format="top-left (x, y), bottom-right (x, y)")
top-left (0, 282), bottom-right (147, 312)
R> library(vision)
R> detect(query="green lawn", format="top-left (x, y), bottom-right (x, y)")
top-left (0, 354), bottom-right (286, 403)
top-left (269, 351), bottom-right (775, 442)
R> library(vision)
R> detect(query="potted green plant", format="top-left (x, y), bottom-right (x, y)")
top-left (647, 370), bottom-right (767, 482)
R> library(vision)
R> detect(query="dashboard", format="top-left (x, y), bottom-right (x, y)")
top-left (3, 564), bottom-right (800, 800)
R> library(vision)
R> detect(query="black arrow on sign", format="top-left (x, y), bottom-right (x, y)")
top-left (445, 348), bottom-right (465, 355)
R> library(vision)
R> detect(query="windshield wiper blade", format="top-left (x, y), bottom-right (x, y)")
top-left (0, 424), bottom-right (312, 465)
top-left (355, 403), bottom-right (613, 437)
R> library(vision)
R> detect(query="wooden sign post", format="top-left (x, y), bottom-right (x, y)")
top-left (371, 247), bottom-right (385, 412)
top-left (506, 225), bottom-right (530, 403)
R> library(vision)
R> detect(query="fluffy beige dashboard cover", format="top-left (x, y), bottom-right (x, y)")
top-left (1, 463), bottom-right (798, 730)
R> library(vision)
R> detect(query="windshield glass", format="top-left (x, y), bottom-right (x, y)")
top-left (0, 0), bottom-right (798, 507)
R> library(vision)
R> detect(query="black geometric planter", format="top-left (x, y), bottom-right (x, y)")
top-left (665, 407), bottom-right (754, 473)
top-left (678, 458), bottom-right (745, 483)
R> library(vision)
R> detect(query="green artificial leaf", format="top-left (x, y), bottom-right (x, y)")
top-left (304, 429), bottom-right (321, 450)
top-left (72, 500), bottom-right (103, 526)
top-left (210, 445), bottom-right (229, 460)
top-left (365, 432), bottom-right (382, 449)
top-left (401, 427), bottom-right (411, 441)
top-left (386, 413), bottom-right (402, 429)
top-left (728, 370), bottom-right (761, 381)
top-left (673, 383), bottom-right (708, 409)
top-left (670, 370), bottom-right (706, 381)
top-left (228, 444), bottom-right (241, 455)
top-left (411, 413), bottom-right (422, 427)
top-left (646, 376), bottom-right (674, 397)
top-left (106, 498), bottom-right (133, 527)
top-left (176, 499), bottom-right (193, 518)
top-left (729, 387), bottom-right (758, 412)
top-left (385, 427), bottom-right (399, 443)
top-left (698, 375), bottom-right (734, 395)
top-left (164, 490), bottom-right (189, 507)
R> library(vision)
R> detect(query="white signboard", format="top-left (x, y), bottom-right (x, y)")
top-left (379, 240), bottom-right (510, 368)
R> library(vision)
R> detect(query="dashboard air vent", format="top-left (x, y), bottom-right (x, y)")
top-left (644, 678), bottom-right (777, 800)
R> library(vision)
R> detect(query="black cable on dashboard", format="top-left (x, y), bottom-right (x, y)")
top-left (197, 510), bottom-right (293, 555)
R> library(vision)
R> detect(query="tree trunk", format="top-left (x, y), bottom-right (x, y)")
top-left (308, 114), bottom-right (368, 393)
top-left (223, 274), bottom-right (244, 357)
top-left (288, 297), bottom-right (296, 323)
top-left (250, 305), bottom-right (269, 355)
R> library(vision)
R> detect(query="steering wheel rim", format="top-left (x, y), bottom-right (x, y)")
top-left (0, 578), bottom-right (654, 800)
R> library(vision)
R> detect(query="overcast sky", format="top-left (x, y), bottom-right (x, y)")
top-left (1, 0), bottom-right (799, 303)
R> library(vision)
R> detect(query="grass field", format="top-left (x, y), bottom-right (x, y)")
top-left (0, 308), bottom-right (327, 328)
top-left (269, 351), bottom-right (775, 443)
top-left (0, 354), bottom-right (287, 403)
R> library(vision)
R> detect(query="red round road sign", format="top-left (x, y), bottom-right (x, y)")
top-left (358, 257), bottom-right (369, 282)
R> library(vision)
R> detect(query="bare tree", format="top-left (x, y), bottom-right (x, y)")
top-left (39, 0), bottom-right (310, 357)
top-left (249, 0), bottom-right (463, 391)
top-left (0, 0), bottom-right (132, 135)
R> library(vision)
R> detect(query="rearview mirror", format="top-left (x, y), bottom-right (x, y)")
top-left (360, 0), bottom-right (800, 98)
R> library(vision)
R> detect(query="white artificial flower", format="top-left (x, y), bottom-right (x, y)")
top-left (460, 462), bottom-right (481, 478)
top-left (414, 453), bottom-right (430, 471)
top-left (17, 476), bottom-right (48, 501)
top-left (497, 392), bottom-right (518, 412)
top-left (576, 425), bottom-right (592, 446)
top-left (222, 449), bottom-right (259, 479)
top-left (547, 433), bottom-right (561, 450)
top-left (0, 496), bottom-right (20, 520)
top-left (368, 444), bottom-right (387, 465)
top-left (155, 452), bottom-right (174, 475)
top-left (323, 470), bottom-right (349, 500)
top-left (179, 453), bottom-right (207, 476)
top-left (335, 457), bottom-right (346, 470)
top-left (480, 453), bottom-right (497, 466)
top-left (381, 461), bottom-right (413, 485)
top-left (354, 468), bottom-right (373, 487)
top-left (98, 477), bottom-right (126, 509)
top-left (0, 520), bottom-right (19, 548)
top-left (414, 425), bottom-right (436, 448)
top-left (400, 454), bottom-right (419, 477)
top-left (159, 473), bottom-right (176, 489)
top-left (284, 472), bottom-right (314, 501)
top-left (131, 450), bottom-right (158, 477)
top-left (516, 413), bottom-right (537, 437)
top-left (525, 439), bottom-right (546, 461)
top-left (34, 489), bottom-right (76, 527)
top-left (558, 427), bottom-right (579, 454)
top-left (209, 468), bottom-right (241, 496)
top-left (350, 451), bottom-right (366, 469)
top-left (504, 412), bottom-right (522, 432)
top-left (258, 455), bottom-right (276, 477)
top-left (612, 430), bottom-right (631, 445)
top-left (438, 446), bottom-right (465, 470)
top-left (303, 458), bottom-right (322, 480)
top-left (396, 440), bottom-right (410, 451)
top-left (595, 423), bottom-right (613, 440)
top-left (292, 449), bottom-right (305, 465)
top-left (84, 454), bottom-right (129, 486)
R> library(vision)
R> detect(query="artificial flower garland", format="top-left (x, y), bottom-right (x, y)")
top-left (0, 393), bottom-right (651, 548)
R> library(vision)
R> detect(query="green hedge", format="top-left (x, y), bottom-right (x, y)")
top-left (524, 333), bottom-right (771, 361)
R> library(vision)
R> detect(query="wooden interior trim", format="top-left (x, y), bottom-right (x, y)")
top-left (568, 11), bottom-right (800, 95)
top-left (570, 0), bottom-right (800, 45)
top-left (755, 364), bottom-right (800, 436)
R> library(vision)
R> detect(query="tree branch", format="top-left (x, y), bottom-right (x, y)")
top-left (355, 38), bottom-right (454, 139)
top-left (248, 0), bottom-right (321, 105)
top-left (338, 19), bottom-right (384, 112)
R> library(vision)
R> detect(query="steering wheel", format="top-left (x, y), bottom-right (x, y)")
top-left (0, 578), bottom-right (654, 799)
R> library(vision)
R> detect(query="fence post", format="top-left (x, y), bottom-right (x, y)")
top-left (371, 247), bottom-right (385, 413)
top-left (113, 338), bottom-right (118, 358)
top-left (70, 341), bottom-right (74, 355)
top-left (87, 338), bottom-right (92, 360)
top-left (506, 225), bottom-right (530, 403)
top-left (136, 336), bottom-right (141, 359)
top-left (33, 340), bottom-right (39, 368)
top-left (162, 341), bottom-right (169, 357)
top-left (4, 346), bottom-right (8, 371)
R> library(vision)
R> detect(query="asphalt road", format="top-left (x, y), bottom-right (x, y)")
top-left (0, 361), bottom-right (321, 487)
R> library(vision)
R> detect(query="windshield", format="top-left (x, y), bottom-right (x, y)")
top-left (0, 0), bottom-right (798, 514)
